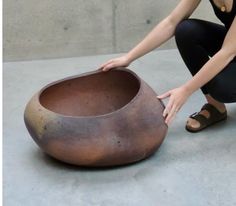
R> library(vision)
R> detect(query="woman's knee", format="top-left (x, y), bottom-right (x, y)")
top-left (175, 19), bottom-right (201, 42)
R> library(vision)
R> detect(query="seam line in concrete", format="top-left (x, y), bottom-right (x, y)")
top-left (112, 0), bottom-right (117, 53)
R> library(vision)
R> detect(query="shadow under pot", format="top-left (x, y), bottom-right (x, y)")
top-left (24, 67), bottom-right (168, 167)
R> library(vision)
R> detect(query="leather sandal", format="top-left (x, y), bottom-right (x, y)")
top-left (185, 103), bottom-right (227, 133)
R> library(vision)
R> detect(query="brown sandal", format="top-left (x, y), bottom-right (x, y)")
top-left (185, 103), bottom-right (227, 133)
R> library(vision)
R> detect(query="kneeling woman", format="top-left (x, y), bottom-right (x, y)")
top-left (99, 0), bottom-right (236, 132)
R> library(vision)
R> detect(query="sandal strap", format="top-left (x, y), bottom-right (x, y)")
top-left (201, 103), bottom-right (227, 120)
top-left (189, 112), bottom-right (209, 126)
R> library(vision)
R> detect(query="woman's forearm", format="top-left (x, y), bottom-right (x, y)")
top-left (123, 0), bottom-right (202, 64)
top-left (100, 0), bottom-right (201, 70)
top-left (183, 49), bottom-right (236, 94)
top-left (126, 17), bottom-right (177, 62)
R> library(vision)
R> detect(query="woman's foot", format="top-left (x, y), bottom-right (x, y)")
top-left (186, 103), bottom-right (227, 133)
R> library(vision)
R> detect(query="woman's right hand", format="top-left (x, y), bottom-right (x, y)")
top-left (98, 55), bottom-right (131, 72)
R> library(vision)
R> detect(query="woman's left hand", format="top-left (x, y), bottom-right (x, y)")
top-left (157, 86), bottom-right (191, 125)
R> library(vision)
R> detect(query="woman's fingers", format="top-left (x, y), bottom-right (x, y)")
top-left (157, 91), bottom-right (172, 117)
top-left (158, 86), bottom-right (190, 125)
top-left (99, 55), bottom-right (130, 72)
top-left (160, 91), bottom-right (180, 125)
top-left (165, 105), bottom-right (179, 125)
top-left (163, 97), bottom-right (173, 117)
top-left (157, 91), bottom-right (171, 100)
top-left (98, 60), bottom-right (114, 71)
top-left (103, 63), bottom-right (117, 72)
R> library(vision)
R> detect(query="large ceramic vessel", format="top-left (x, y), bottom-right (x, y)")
top-left (24, 68), bottom-right (168, 167)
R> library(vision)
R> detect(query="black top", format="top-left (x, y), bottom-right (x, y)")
top-left (209, 0), bottom-right (236, 29)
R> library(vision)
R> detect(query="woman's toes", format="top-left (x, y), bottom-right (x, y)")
top-left (187, 118), bottom-right (200, 129)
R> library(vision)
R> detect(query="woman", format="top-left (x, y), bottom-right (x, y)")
top-left (99, 0), bottom-right (236, 132)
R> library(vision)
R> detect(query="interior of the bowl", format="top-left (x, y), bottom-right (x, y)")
top-left (39, 69), bottom-right (140, 116)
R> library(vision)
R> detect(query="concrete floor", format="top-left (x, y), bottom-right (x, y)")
top-left (3, 49), bottom-right (236, 206)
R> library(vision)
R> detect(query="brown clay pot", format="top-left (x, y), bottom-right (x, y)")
top-left (24, 67), bottom-right (168, 167)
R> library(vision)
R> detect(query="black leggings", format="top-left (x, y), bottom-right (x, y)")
top-left (175, 19), bottom-right (236, 103)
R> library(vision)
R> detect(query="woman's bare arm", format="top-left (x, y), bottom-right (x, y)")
top-left (126, 0), bottom-right (201, 62)
top-left (100, 0), bottom-right (201, 71)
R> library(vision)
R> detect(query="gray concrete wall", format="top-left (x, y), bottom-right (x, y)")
top-left (3, 0), bottom-right (219, 62)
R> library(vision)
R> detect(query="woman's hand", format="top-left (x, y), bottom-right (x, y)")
top-left (99, 55), bottom-right (131, 72)
top-left (157, 86), bottom-right (192, 125)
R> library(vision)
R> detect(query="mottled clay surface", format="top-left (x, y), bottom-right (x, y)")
top-left (24, 68), bottom-right (168, 166)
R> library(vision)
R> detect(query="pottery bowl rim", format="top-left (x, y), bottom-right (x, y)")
top-left (35, 67), bottom-right (146, 119)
